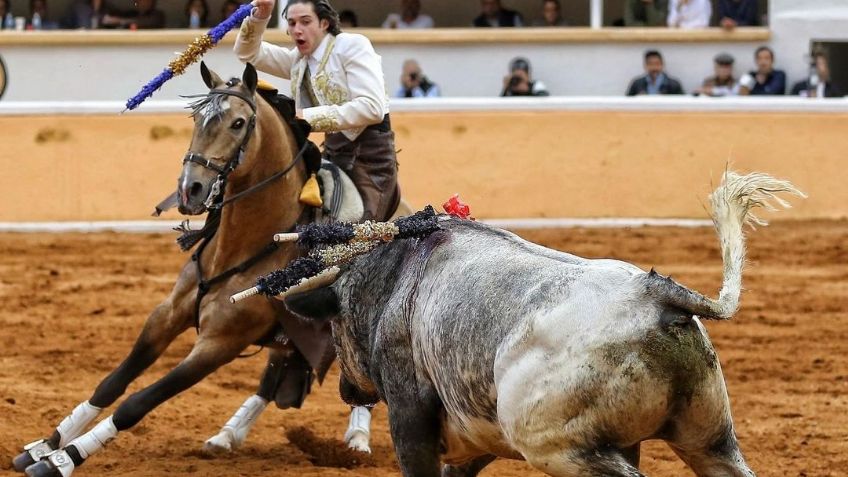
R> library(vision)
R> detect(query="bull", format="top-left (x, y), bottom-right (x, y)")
top-left (280, 172), bottom-right (802, 477)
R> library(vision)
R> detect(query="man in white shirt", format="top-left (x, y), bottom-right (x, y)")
top-left (234, 0), bottom-right (400, 221)
top-left (382, 0), bottom-right (434, 29)
top-left (668, 0), bottom-right (711, 29)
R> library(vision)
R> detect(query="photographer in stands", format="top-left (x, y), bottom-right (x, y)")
top-left (501, 57), bottom-right (549, 97)
top-left (396, 59), bottom-right (441, 98)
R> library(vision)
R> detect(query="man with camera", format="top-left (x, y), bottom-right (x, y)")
top-left (501, 57), bottom-right (550, 97)
top-left (395, 59), bottom-right (441, 98)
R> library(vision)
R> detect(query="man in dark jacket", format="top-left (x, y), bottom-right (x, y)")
top-left (718, 0), bottom-right (757, 29)
top-left (739, 46), bottom-right (786, 95)
top-left (791, 51), bottom-right (843, 98)
top-left (626, 50), bottom-right (684, 95)
top-left (473, 0), bottom-right (522, 27)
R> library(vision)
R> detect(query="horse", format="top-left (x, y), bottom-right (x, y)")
top-left (13, 62), bottom-right (375, 477)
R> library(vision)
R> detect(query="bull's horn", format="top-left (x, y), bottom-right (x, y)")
top-left (273, 266), bottom-right (340, 300)
top-left (273, 232), bottom-right (299, 242)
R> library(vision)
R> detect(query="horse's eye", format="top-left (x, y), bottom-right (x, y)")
top-left (231, 118), bottom-right (245, 130)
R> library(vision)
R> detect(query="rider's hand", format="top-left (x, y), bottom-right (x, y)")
top-left (252, 0), bottom-right (275, 20)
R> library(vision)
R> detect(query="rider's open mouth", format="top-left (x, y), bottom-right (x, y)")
top-left (296, 39), bottom-right (306, 46)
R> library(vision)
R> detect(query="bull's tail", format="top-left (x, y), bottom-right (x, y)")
top-left (641, 171), bottom-right (805, 320)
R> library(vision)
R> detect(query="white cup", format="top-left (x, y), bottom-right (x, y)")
top-left (14, 16), bottom-right (24, 31)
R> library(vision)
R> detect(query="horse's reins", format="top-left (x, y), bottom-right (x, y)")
top-left (185, 87), bottom-right (310, 338)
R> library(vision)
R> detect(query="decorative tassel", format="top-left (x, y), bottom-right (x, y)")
top-left (125, 3), bottom-right (253, 111)
top-left (299, 173), bottom-right (323, 207)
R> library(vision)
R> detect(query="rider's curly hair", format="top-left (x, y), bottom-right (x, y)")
top-left (283, 0), bottom-right (341, 36)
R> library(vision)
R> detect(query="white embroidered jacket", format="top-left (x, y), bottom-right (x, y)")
top-left (234, 15), bottom-right (390, 141)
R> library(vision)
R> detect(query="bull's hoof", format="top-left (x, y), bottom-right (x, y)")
top-left (13, 451), bottom-right (37, 472)
top-left (345, 431), bottom-right (371, 454)
top-left (24, 460), bottom-right (63, 477)
top-left (202, 431), bottom-right (235, 456)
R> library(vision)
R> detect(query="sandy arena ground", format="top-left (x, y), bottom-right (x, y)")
top-left (0, 221), bottom-right (846, 476)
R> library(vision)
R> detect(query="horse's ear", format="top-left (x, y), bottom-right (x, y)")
top-left (200, 61), bottom-right (223, 89)
top-left (242, 63), bottom-right (258, 95)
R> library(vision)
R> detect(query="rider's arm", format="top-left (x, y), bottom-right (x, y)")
top-left (233, 13), bottom-right (297, 80)
top-left (302, 34), bottom-right (388, 132)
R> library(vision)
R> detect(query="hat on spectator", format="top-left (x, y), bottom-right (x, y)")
top-left (714, 53), bottom-right (735, 66)
top-left (509, 57), bottom-right (531, 74)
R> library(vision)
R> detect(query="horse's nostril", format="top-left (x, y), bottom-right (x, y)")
top-left (189, 182), bottom-right (204, 198)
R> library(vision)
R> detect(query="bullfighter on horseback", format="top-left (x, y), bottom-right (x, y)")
top-left (236, 0), bottom-right (401, 223)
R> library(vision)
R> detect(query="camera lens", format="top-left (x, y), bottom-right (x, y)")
top-left (409, 72), bottom-right (418, 81)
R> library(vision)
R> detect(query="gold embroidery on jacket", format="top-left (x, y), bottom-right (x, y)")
top-left (239, 20), bottom-right (255, 42)
top-left (310, 110), bottom-right (340, 132)
top-left (313, 72), bottom-right (348, 105)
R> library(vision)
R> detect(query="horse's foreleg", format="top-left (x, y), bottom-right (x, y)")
top-left (14, 302), bottom-right (187, 472)
top-left (339, 373), bottom-right (375, 453)
top-left (204, 341), bottom-right (321, 454)
top-left (344, 406), bottom-right (373, 453)
top-left (23, 336), bottom-right (247, 477)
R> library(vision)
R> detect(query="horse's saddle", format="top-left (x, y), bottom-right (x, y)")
top-left (315, 160), bottom-right (365, 223)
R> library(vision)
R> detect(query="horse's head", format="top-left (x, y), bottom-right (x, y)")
top-left (178, 62), bottom-right (259, 215)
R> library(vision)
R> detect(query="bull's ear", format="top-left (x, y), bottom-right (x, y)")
top-left (200, 61), bottom-right (224, 89)
top-left (284, 286), bottom-right (339, 322)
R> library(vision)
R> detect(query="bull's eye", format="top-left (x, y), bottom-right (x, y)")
top-left (231, 118), bottom-right (246, 130)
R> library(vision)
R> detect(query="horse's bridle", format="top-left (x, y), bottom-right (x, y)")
top-left (183, 87), bottom-right (258, 210)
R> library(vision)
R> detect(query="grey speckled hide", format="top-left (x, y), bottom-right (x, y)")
top-left (284, 172), bottom-right (803, 477)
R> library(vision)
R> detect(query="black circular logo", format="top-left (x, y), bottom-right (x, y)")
top-left (0, 55), bottom-right (7, 100)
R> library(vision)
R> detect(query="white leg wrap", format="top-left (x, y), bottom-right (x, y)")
top-left (204, 395), bottom-right (268, 453)
top-left (56, 401), bottom-right (102, 448)
top-left (66, 416), bottom-right (118, 460)
top-left (343, 406), bottom-right (372, 453)
top-left (41, 449), bottom-right (76, 477)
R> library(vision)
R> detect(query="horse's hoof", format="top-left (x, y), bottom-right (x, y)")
top-left (202, 432), bottom-right (234, 456)
top-left (14, 440), bottom-right (55, 472)
top-left (13, 451), bottom-right (37, 472)
top-left (24, 460), bottom-right (64, 477)
top-left (345, 431), bottom-right (371, 454)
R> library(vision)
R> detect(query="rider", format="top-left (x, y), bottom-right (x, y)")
top-left (234, 0), bottom-right (400, 222)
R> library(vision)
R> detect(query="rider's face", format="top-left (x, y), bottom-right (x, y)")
top-left (287, 3), bottom-right (330, 56)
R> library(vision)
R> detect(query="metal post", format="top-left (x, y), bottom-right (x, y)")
top-left (590, 0), bottom-right (603, 29)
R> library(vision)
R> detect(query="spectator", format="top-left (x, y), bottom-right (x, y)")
top-left (382, 0), bottom-right (433, 29)
top-left (338, 9), bottom-right (357, 28)
top-left (0, 0), bottom-right (12, 29)
top-left (184, 0), bottom-right (208, 28)
top-left (667, 0), bottom-right (711, 29)
top-left (626, 50), bottom-right (684, 95)
top-left (738, 46), bottom-right (786, 95)
top-left (29, 0), bottom-right (59, 29)
top-left (532, 0), bottom-right (567, 27)
top-left (396, 59), bottom-right (440, 98)
top-left (501, 57), bottom-right (549, 96)
top-left (624, 0), bottom-right (668, 27)
top-left (695, 53), bottom-right (739, 96)
top-left (791, 51), bottom-right (843, 98)
top-left (473, 0), bottom-right (523, 28)
top-left (61, 0), bottom-right (111, 29)
top-left (220, 0), bottom-right (242, 21)
top-left (718, 0), bottom-right (757, 29)
top-left (101, 0), bottom-right (165, 29)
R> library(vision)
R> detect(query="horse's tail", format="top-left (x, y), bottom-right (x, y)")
top-left (641, 170), bottom-right (805, 320)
